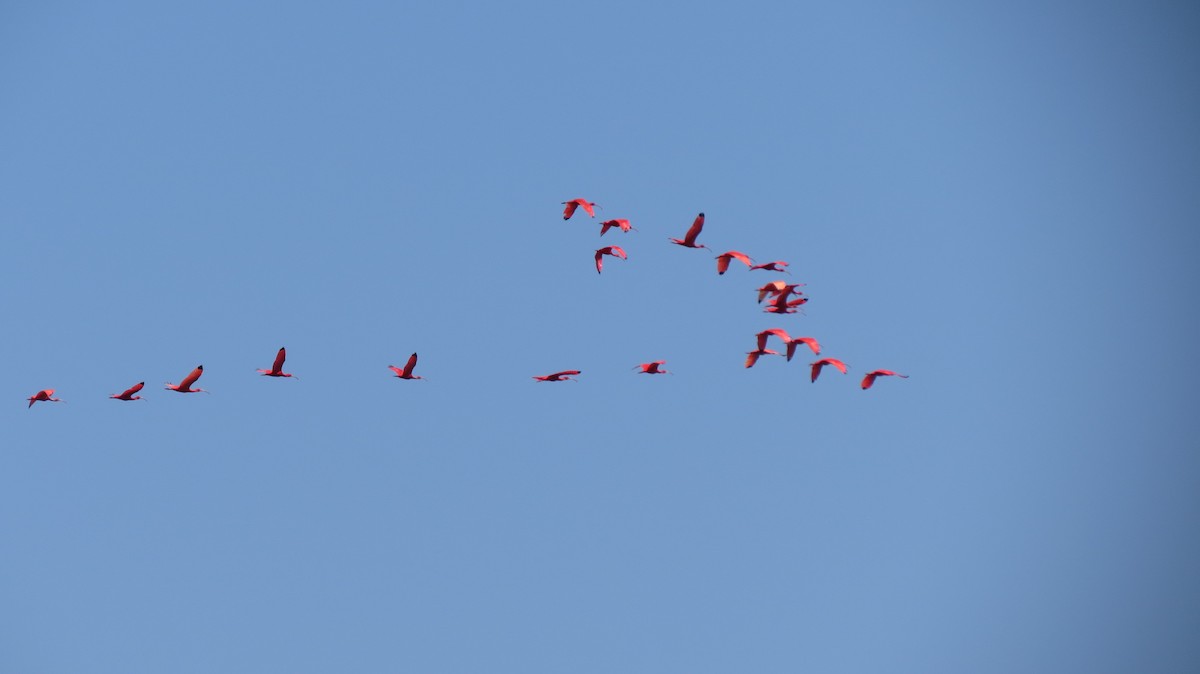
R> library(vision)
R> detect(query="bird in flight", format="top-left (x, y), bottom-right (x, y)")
top-left (633, 361), bottom-right (670, 374)
top-left (715, 250), bottom-right (753, 275)
top-left (764, 295), bottom-right (808, 314)
top-left (749, 261), bottom-right (790, 274)
top-left (27, 389), bottom-right (61, 408)
top-left (861, 369), bottom-right (908, 390)
top-left (810, 358), bottom-right (848, 382)
top-left (533, 370), bottom-right (581, 382)
top-left (756, 281), bottom-right (805, 304)
top-left (257, 347), bottom-right (297, 379)
top-left (599, 219), bottom-right (637, 236)
top-left (669, 213), bottom-right (710, 250)
top-left (110, 382), bottom-right (146, 401)
top-left (745, 348), bottom-right (781, 369)
top-left (165, 365), bottom-right (207, 393)
top-left (595, 245), bottom-right (627, 273)
top-left (562, 198), bottom-right (599, 220)
top-left (755, 329), bottom-right (821, 360)
top-left (388, 353), bottom-right (425, 380)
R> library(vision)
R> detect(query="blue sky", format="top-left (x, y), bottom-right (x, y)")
top-left (2, 2), bottom-right (1198, 672)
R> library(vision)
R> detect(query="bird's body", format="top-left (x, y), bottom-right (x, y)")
top-left (750, 261), bottom-right (790, 274)
top-left (669, 213), bottom-right (709, 250)
top-left (110, 382), bottom-right (145, 401)
top-left (765, 295), bottom-right (808, 314)
top-left (861, 369), bottom-right (908, 390)
top-left (745, 348), bottom-right (780, 369)
top-left (810, 358), bottom-right (848, 382)
top-left (533, 370), bottom-right (581, 382)
top-left (595, 245), bottom-right (627, 273)
top-left (715, 250), bottom-right (753, 275)
top-left (562, 199), bottom-right (598, 220)
top-left (634, 361), bottom-right (670, 374)
top-left (388, 353), bottom-right (424, 380)
top-left (599, 219), bottom-right (636, 236)
top-left (257, 347), bottom-right (296, 378)
top-left (756, 281), bottom-right (805, 304)
top-left (27, 389), bottom-right (61, 407)
top-left (166, 365), bottom-right (207, 393)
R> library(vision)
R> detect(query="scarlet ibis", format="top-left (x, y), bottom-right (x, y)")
top-left (388, 353), bottom-right (424, 380)
top-left (715, 250), bottom-right (753, 275)
top-left (165, 365), bottom-right (207, 393)
top-left (27, 389), bottom-right (61, 408)
top-left (750, 261), bottom-right (790, 274)
top-left (745, 348), bottom-right (781, 368)
top-left (861, 370), bottom-right (909, 390)
top-left (110, 382), bottom-right (145, 401)
top-left (633, 361), bottom-right (670, 374)
top-left (562, 199), bottom-right (598, 220)
top-left (755, 329), bottom-right (821, 360)
top-left (765, 295), bottom-right (808, 314)
top-left (533, 370), bottom-right (581, 382)
top-left (756, 281), bottom-right (805, 304)
top-left (257, 347), bottom-right (296, 379)
top-left (810, 358), bottom-right (848, 382)
top-left (595, 245), bottom-right (627, 273)
top-left (599, 219), bottom-right (636, 236)
top-left (669, 213), bottom-right (710, 250)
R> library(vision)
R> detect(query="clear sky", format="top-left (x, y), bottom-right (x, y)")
top-left (2, 2), bottom-right (1198, 672)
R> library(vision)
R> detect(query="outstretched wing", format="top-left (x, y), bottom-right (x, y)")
top-left (271, 347), bottom-right (286, 372)
top-left (562, 201), bottom-right (579, 220)
top-left (683, 212), bottom-right (705, 245)
top-left (403, 352), bottom-right (419, 377)
top-left (180, 366), bottom-right (204, 389)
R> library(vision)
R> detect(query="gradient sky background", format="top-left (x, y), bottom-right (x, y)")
top-left (2, 2), bottom-right (1198, 672)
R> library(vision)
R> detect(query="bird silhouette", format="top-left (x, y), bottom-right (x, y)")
top-left (165, 365), bottom-right (208, 393)
top-left (110, 382), bottom-right (146, 401)
top-left (257, 347), bottom-right (297, 379)
top-left (669, 213), bottom-right (710, 250)
top-left (533, 370), bottom-right (581, 382)
top-left (599, 219), bottom-right (637, 236)
top-left (810, 358), bottom-right (848, 382)
top-left (388, 353), bottom-right (425, 380)
top-left (562, 198), bottom-right (599, 220)
top-left (595, 245), bottom-right (627, 273)
top-left (27, 389), bottom-right (61, 408)
top-left (861, 369), bottom-right (908, 390)
top-left (715, 250), bottom-right (753, 275)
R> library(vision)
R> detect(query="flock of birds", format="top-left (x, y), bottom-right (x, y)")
top-left (23, 200), bottom-right (906, 408)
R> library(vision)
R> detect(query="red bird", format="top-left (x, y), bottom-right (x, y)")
top-left (533, 370), bottom-right (581, 382)
top-left (595, 245), bottom-right (627, 273)
top-left (756, 281), bottom-right (805, 304)
top-left (165, 365), bottom-right (207, 393)
top-left (27, 389), bottom-right (61, 408)
top-left (810, 358), bottom-right (848, 383)
top-left (388, 353), bottom-right (425, 380)
top-left (669, 213), bottom-right (710, 250)
top-left (599, 219), bottom-right (637, 236)
top-left (749, 260), bottom-right (790, 274)
top-left (257, 347), bottom-right (296, 379)
top-left (110, 382), bottom-right (145, 401)
top-left (633, 361), bottom-right (670, 374)
top-left (765, 295), bottom-right (808, 314)
top-left (861, 369), bottom-right (909, 390)
top-left (755, 329), bottom-right (821, 360)
top-left (562, 198), bottom-right (598, 220)
top-left (745, 348), bottom-right (781, 369)
top-left (715, 250), bottom-right (753, 275)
